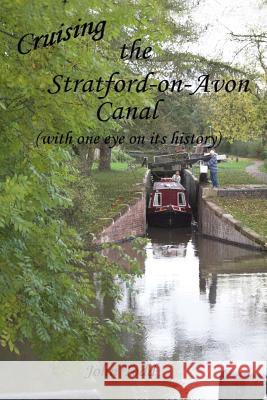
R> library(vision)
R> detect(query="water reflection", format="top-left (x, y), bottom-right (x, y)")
top-left (115, 228), bottom-right (267, 361)
top-left (1, 229), bottom-right (267, 361)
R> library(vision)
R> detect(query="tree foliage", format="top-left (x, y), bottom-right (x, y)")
top-left (0, 0), bottom-right (196, 359)
top-left (208, 21), bottom-right (267, 144)
top-left (207, 89), bottom-right (265, 142)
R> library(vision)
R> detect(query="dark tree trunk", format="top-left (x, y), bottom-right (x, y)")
top-left (99, 141), bottom-right (111, 170)
top-left (75, 144), bottom-right (95, 176)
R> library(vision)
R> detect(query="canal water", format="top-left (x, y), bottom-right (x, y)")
top-left (1, 229), bottom-right (267, 361)
top-left (105, 227), bottom-right (267, 361)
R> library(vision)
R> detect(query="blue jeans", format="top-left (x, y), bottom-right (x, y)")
top-left (210, 170), bottom-right (218, 187)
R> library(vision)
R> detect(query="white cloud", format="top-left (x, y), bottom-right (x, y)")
top-left (189, 0), bottom-right (267, 64)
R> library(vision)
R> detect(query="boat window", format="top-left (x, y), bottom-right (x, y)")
top-left (153, 192), bottom-right (162, 206)
top-left (178, 192), bottom-right (186, 206)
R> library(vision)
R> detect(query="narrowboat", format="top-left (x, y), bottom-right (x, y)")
top-left (147, 178), bottom-right (192, 228)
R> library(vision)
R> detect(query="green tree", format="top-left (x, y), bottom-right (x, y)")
top-left (0, 0), bottom-right (196, 359)
top-left (229, 28), bottom-right (267, 146)
top-left (208, 22), bottom-right (267, 145)
top-left (208, 89), bottom-right (264, 142)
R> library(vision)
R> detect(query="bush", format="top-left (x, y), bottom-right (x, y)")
top-left (219, 140), bottom-right (264, 158)
top-left (111, 148), bottom-right (135, 163)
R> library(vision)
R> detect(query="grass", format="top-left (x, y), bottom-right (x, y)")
top-left (217, 158), bottom-right (260, 186)
top-left (213, 197), bottom-right (267, 239)
top-left (91, 162), bottom-right (145, 233)
top-left (92, 161), bottom-right (130, 171)
top-left (193, 158), bottom-right (260, 186)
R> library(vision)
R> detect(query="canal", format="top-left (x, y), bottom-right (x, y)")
top-left (1, 229), bottom-right (267, 361)
top-left (105, 227), bottom-right (267, 361)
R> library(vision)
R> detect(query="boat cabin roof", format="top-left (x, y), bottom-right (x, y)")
top-left (153, 178), bottom-right (185, 191)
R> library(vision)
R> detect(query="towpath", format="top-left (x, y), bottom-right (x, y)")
top-left (246, 160), bottom-right (267, 184)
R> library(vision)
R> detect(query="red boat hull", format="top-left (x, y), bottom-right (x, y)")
top-left (147, 209), bottom-right (192, 228)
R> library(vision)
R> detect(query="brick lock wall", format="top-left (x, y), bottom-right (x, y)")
top-left (199, 186), bottom-right (267, 251)
top-left (201, 198), bottom-right (263, 250)
top-left (95, 195), bottom-right (146, 244)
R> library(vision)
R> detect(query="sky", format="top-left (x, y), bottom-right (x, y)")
top-left (189, 0), bottom-right (267, 65)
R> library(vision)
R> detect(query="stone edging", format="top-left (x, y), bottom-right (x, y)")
top-left (203, 198), bottom-right (267, 250)
top-left (201, 186), bottom-right (267, 251)
top-left (217, 185), bottom-right (267, 198)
